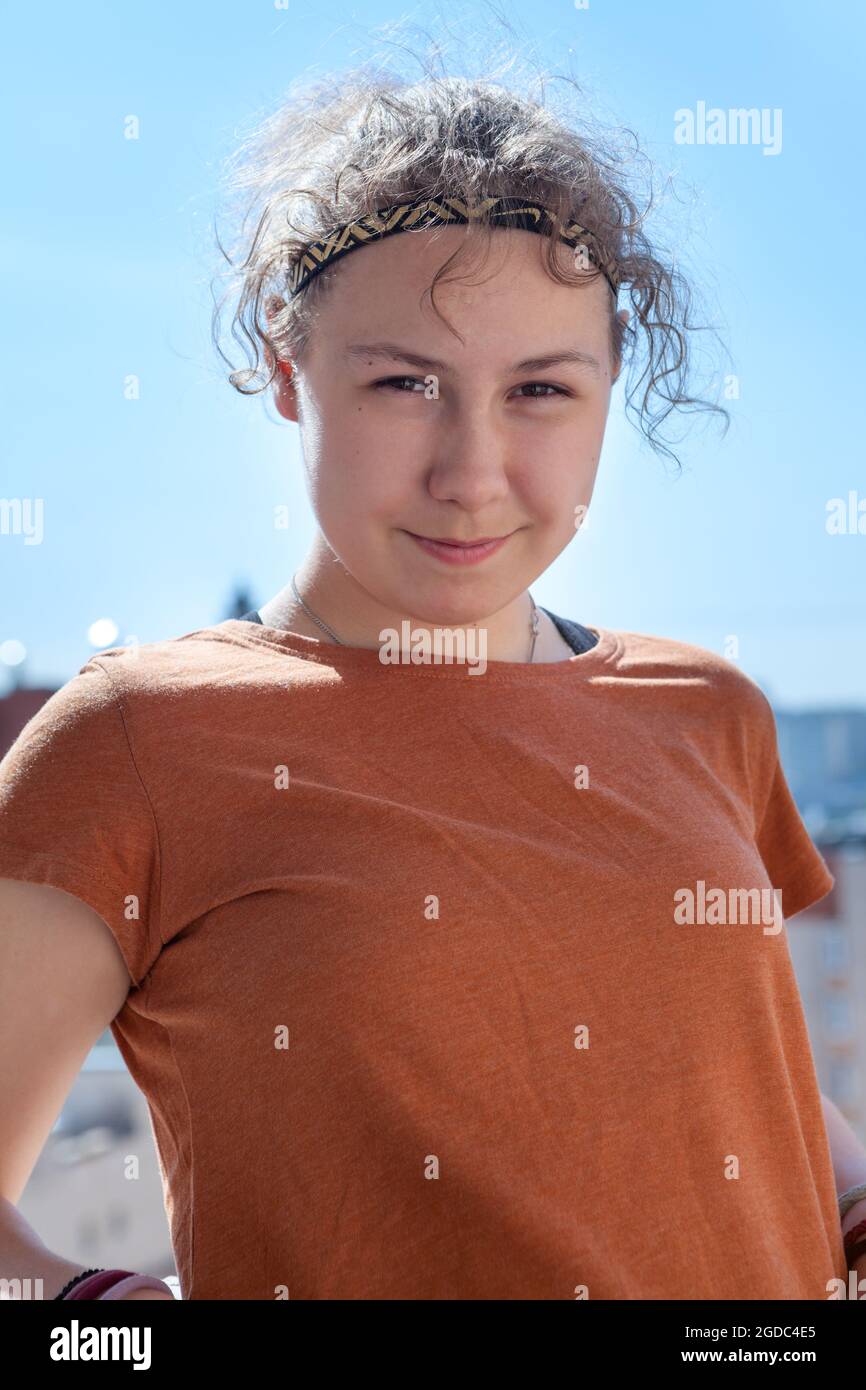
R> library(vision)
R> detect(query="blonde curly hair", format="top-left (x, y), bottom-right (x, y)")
top-left (210, 27), bottom-right (729, 469)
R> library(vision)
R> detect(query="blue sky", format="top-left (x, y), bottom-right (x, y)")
top-left (2, 0), bottom-right (863, 706)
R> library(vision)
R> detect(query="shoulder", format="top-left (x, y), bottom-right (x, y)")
top-left (613, 628), bottom-right (766, 691)
top-left (70, 622), bottom-right (257, 700)
top-left (607, 631), bottom-right (786, 823)
top-left (2, 624), bottom-right (253, 770)
top-left (611, 627), bottom-right (776, 727)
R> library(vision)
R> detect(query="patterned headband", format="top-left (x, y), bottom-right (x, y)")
top-left (286, 195), bottom-right (621, 299)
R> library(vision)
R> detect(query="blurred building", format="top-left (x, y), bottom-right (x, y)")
top-left (774, 712), bottom-right (866, 1134)
top-left (777, 708), bottom-right (866, 833)
top-left (17, 1049), bottom-right (180, 1294)
top-left (0, 686), bottom-right (55, 762)
top-left (789, 846), bottom-right (866, 1134)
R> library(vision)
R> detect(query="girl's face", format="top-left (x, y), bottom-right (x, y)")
top-left (275, 225), bottom-right (623, 627)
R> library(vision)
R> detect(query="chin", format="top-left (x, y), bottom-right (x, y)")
top-left (402, 586), bottom-right (515, 628)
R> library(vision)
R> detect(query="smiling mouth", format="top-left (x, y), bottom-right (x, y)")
top-left (402, 530), bottom-right (516, 566)
top-left (407, 532), bottom-right (512, 546)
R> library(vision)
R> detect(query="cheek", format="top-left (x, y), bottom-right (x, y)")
top-left (309, 428), bottom-right (412, 528)
top-left (515, 421), bottom-right (604, 513)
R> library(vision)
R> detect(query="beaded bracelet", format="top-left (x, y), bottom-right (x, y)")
top-left (54, 1268), bottom-right (174, 1300)
top-left (54, 1267), bottom-right (105, 1299)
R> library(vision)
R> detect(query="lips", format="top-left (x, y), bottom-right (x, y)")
top-left (404, 530), bottom-right (513, 566)
top-left (407, 530), bottom-right (512, 546)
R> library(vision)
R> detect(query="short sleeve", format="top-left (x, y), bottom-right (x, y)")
top-left (750, 694), bottom-right (835, 921)
top-left (0, 658), bottom-right (163, 987)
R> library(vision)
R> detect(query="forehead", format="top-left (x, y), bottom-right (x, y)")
top-left (309, 223), bottom-right (611, 346)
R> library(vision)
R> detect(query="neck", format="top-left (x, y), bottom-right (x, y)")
top-left (258, 538), bottom-right (561, 663)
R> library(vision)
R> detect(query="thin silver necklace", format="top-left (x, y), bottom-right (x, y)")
top-left (289, 574), bottom-right (541, 662)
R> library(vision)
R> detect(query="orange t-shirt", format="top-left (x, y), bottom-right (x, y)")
top-left (0, 618), bottom-right (846, 1299)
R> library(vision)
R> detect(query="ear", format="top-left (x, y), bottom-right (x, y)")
top-left (262, 337), bottom-right (298, 422)
top-left (263, 296), bottom-right (298, 422)
top-left (270, 353), bottom-right (299, 422)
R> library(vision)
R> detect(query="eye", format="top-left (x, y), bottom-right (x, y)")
top-left (373, 376), bottom-right (428, 393)
top-left (372, 377), bottom-right (573, 399)
top-left (513, 382), bottom-right (572, 399)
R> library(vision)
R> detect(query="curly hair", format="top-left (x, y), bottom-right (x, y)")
top-left (210, 27), bottom-right (730, 469)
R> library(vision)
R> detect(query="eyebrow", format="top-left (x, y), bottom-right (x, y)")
top-left (344, 341), bottom-right (602, 377)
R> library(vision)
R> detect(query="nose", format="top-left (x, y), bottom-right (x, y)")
top-left (424, 405), bottom-right (512, 511)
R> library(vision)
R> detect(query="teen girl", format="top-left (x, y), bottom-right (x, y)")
top-left (2, 61), bottom-right (866, 1301)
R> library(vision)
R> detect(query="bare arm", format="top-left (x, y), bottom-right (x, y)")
top-left (821, 1092), bottom-right (866, 1194)
top-left (820, 1091), bottom-right (866, 1248)
top-left (0, 877), bottom-right (172, 1299)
